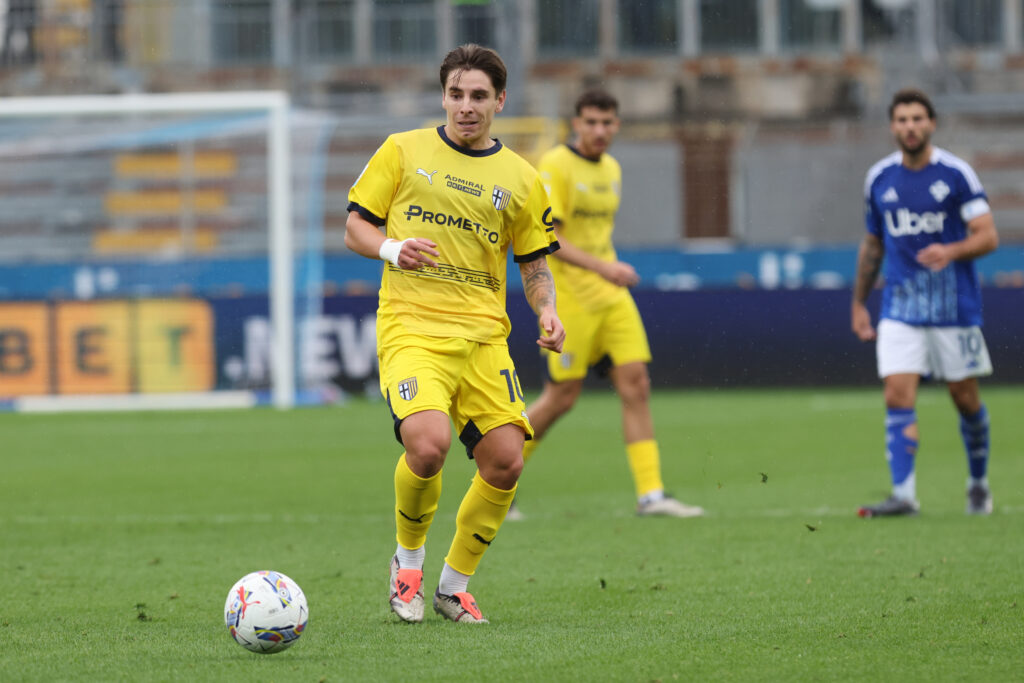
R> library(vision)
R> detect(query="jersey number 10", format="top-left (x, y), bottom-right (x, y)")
top-left (499, 369), bottom-right (525, 402)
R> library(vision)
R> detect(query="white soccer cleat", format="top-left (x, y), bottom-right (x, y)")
top-left (388, 555), bottom-right (424, 623)
top-left (637, 496), bottom-right (705, 518)
top-left (432, 589), bottom-right (489, 624)
top-left (504, 498), bottom-right (524, 522)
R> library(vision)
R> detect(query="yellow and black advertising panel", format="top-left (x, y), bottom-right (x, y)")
top-left (0, 299), bottom-right (215, 397)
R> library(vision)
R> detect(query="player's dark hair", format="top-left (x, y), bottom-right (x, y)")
top-left (575, 89), bottom-right (618, 115)
top-left (439, 44), bottom-right (507, 94)
top-left (889, 88), bottom-right (936, 120)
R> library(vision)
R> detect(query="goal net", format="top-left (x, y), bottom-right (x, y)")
top-left (0, 92), bottom-right (334, 411)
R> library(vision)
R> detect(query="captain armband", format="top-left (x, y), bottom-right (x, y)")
top-left (960, 198), bottom-right (991, 223)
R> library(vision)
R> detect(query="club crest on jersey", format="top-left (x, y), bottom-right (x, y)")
top-left (929, 180), bottom-right (950, 202)
top-left (397, 377), bottom-right (418, 401)
top-left (492, 185), bottom-right (511, 211)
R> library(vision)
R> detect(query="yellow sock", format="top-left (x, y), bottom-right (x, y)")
top-left (394, 453), bottom-right (442, 551)
top-left (444, 472), bottom-right (516, 576)
top-left (626, 439), bottom-right (664, 499)
top-left (522, 437), bottom-right (540, 464)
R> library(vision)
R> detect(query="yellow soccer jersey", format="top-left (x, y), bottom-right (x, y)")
top-left (538, 144), bottom-right (626, 310)
top-left (348, 126), bottom-right (558, 344)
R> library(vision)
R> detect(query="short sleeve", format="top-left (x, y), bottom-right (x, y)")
top-left (955, 165), bottom-right (991, 223)
top-left (538, 153), bottom-right (569, 224)
top-left (347, 136), bottom-right (402, 225)
top-left (864, 175), bottom-right (882, 238)
top-left (512, 173), bottom-right (559, 263)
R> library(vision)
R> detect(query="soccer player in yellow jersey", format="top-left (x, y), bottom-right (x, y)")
top-left (515, 89), bottom-right (704, 519)
top-left (344, 44), bottom-right (564, 624)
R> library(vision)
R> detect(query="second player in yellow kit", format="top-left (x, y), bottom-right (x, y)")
top-left (538, 142), bottom-right (652, 380)
top-left (515, 89), bottom-right (705, 519)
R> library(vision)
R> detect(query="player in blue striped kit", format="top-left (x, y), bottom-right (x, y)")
top-left (852, 88), bottom-right (999, 517)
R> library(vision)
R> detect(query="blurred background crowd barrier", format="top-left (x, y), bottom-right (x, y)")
top-left (0, 0), bottom-right (1021, 404)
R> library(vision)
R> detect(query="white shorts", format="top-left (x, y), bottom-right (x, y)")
top-left (876, 318), bottom-right (993, 381)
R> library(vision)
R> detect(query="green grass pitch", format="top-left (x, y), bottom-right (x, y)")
top-left (1, 386), bottom-right (1022, 681)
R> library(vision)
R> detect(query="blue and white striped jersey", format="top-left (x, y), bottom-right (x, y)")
top-left (864, 147), bottom-right (991, 326)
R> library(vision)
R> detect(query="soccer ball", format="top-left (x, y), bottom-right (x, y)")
top-left (224, 570), bottom-right (308, 654)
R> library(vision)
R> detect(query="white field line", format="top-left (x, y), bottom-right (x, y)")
top-left (14, 391), bottom-right (257, 413)
top-left (4, 512), bottom-right (392, 525)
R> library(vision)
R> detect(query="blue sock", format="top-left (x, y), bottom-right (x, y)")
top-left (886, 408), bottom-right (918, 494)
top-left (960, 403), bottom-right (990, 480)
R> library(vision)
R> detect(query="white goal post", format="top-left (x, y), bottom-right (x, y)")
top-left (0, 92), bottom-right (296, 410)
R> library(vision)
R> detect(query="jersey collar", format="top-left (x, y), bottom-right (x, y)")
top-left (567, 144), bottom-right (602, 163)
top-left (437, 126), bottom-right (503, 157)
top-left (900, 146), bottom-right (940, 171)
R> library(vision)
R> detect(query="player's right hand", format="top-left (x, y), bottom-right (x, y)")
top-left (851, 302), bottom-right (876, 341)
top-left (396, 238), bottom-right (439, 270)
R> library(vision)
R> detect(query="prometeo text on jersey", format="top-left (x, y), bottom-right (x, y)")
top-left (884, 209), bottom-right (946, 237)
top-left (404, 205), bottom-right (499, 244)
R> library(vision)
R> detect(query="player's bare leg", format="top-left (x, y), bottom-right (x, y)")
top-left (435, 424), bottom-right (524, 623)
top-left (610, 362), bottom-right (654, 443)
top-left (503, 379), bottom-right (583, 520)
top-left (401, 409), bottom-right (452, 478)
top-left (947, 377), bottom-right (992, 514)
top-left (524, 378), bottom-right (584, 446)
top-left (473, 423), bottom-right (525, 490)
top-left (389, 410), bottom-right (451, 622)
top-left (948, 377), bottom-right (981, 415)
top-left (883, 372), bottom-right (918, 411)
top-left (611, 362), bottom-right (703, 517)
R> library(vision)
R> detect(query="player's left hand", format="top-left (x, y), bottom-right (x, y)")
top-left (536, 306), bottom-right (565, 353)
top-left (601, 261), bottom-right (640, 287)
top-left (916, 243), bottom-right (952, 271)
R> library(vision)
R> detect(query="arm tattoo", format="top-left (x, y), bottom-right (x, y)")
top-left (853, 236), bottom-right (883, 303)
top-left (520, 258), bottom-right (556, 314)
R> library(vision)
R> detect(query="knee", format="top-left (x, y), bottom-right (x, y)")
top-left (500, 452), bottom-right (524, 481)
top-left (550, 384), bottom-right (582, 415)
top-left (948, 384), bottom-right (981, 415)
top-left (883, 385), bottom-right (913, 409)
top-left (535, 381), bottom-right (581, 419)
top-left (480, 450), bottom-right (523, 490)
top-left (403, 436), bottom-right (449, 477)
top-left (618, 372), bottom-right (651, 407)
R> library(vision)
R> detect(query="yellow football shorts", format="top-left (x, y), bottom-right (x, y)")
top-left (545, 292), bottom-right (652, 382)
top-left (378, 332), bottom-right (533, 457)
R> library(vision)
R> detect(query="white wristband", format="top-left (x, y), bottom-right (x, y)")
top-left (378, 238), bottom-right (405, 266)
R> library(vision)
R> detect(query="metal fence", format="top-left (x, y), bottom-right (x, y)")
top-left (0, 1), bottom-right (1016, 70)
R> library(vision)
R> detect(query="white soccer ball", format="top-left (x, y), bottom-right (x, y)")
top-left (224, 570), bottom-right (308, 654)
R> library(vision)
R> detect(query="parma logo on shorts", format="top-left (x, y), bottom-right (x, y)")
top-left (397, 377), bottom-right (418, 401)
top-left (492, 185), bottom-right (511, 211)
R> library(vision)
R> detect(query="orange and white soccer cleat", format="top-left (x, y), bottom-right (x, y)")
top-left (388, 555), bottom-right (424, 623)
top-left (432, 589), bottom-right (489, 624)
